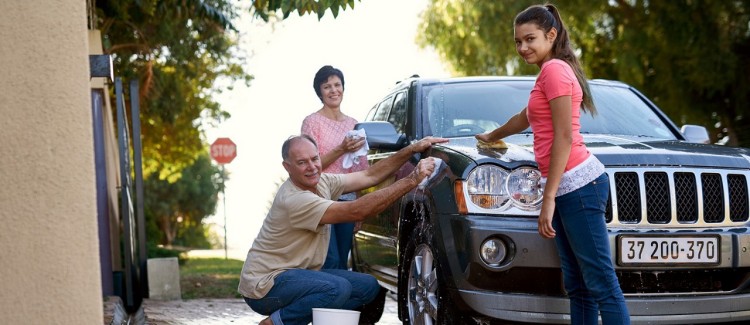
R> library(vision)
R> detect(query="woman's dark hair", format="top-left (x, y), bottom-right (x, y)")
top-left (313, 65), bottom-right (345, 102)
top-left (515, 4), bottom-right (596, 114)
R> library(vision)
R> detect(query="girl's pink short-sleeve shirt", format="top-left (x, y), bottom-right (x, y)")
top-left (526, 59), bottom-right (590, 176)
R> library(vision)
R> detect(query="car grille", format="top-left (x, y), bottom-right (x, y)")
top-left (605, 168), bottom-right (750, 226)
top-left (617, 269), bottom-right (750, 294)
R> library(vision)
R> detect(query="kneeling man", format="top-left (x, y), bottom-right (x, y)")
top-left (239, 134), bottom-right (447, 325)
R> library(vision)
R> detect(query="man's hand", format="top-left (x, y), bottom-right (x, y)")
top-left (410, 136), bottom-right (449, 154)
top-left (411, 157), bottom-right (439, 185)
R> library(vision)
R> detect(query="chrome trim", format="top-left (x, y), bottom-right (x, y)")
top-left (458, 289), bottom-right (750, 324)
top-left (606, 168), bottom-right (750, 227)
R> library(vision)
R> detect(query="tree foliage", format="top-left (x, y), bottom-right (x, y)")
top-left (144, 154), bottom-right (225, 247)
top-left (251, 0), bottom-right (360, 21)
top-left (419, 0), bottom-right (750, 146)
top-left (95, 0), bottom-right (358, 247)
top-left (96, 0), bottom-right (251, 180)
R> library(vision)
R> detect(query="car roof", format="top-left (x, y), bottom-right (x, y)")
top-left (391, 75), bottom-right (630, 91)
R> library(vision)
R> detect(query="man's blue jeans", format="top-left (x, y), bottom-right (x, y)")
top-left (553, 173), bottom-right (631, 325)
top-left (244, 268), bottom-right (380, 325)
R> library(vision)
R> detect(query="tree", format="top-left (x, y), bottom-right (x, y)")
top-left (144, 154), bottom-right (225, 247)
top-left (96, 0), bottom-right (251, 180)
top-left (419, 0), bottom-right (750, 146)
top-left (95, 0), bottom-right (362, 248)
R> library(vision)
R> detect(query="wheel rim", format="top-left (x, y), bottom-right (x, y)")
top-left (407, 244), bottom-right (439, 325)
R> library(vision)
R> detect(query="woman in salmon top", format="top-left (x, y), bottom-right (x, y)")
top-left (476, 4), bottom-right (630, 324)
top-left (301, 65), bottom-right (367, 270)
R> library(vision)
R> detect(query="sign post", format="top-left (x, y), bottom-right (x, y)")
top-left (210, 138), bottom-right (236, 259)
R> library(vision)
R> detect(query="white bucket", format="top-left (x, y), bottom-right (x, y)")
top-left (312, 308), bottom-right (361, 325)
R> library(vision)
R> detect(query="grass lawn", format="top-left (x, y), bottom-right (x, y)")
top-left (180, 257), bottom-right (244, 299)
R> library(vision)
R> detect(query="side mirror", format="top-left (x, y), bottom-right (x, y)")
top-left (680, 125), bottom-right (710, 144)
top-left (354, 121), bottom-right (408, 150)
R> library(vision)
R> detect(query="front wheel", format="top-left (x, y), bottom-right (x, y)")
top-left (406, 243), bottom-right (439, 324)
top-left (400, 225), bottom-right (466, 325)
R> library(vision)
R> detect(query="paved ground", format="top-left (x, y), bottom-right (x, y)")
top-left (141, 295), bottom-right (402, 324)
top-left (104, 250), bottom-right (404, 324)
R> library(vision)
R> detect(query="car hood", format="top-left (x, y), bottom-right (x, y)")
top-left (442, 135), bottom-right (750, 169)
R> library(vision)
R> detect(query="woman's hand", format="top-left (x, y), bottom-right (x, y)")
top-left (339, 135), bottom-right (366, 153)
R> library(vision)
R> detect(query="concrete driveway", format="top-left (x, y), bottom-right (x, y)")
top-left (141, 295), bottom-right (402, 324)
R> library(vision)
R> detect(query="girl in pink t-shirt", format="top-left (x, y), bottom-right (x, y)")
top-left (476, 4), bottom-right (630, 324)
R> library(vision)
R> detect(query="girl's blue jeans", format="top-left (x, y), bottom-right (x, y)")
top-left (553, 173), bottom-right (631, 325)
top-left (244, 268), bottom-right (380, 325)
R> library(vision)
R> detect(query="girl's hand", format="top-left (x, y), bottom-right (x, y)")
top-left (538, 199), bottom-right (556, 239)
top-left (475, 133), bottom-right (493, 143)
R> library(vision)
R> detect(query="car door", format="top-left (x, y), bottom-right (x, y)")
top-left (354, 92), bottom-right (411, 286)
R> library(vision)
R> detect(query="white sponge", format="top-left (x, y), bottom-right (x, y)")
top-left (418, 158), bottom-right (444, 190)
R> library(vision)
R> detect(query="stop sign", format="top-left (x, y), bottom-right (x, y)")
top-left (210, 137), bottom-right (237, 164)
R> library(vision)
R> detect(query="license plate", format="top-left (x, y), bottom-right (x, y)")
top-left (618, 235), bottom-right (720, 266)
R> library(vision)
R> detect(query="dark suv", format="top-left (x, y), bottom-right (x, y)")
top-left (352, 76), bottom-right (750, 324)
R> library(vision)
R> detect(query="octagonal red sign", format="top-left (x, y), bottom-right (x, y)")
top-left (210, 137), bottom-right (236, 164)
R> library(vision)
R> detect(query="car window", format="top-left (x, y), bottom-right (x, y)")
top-left (424, 81), bottom-right (528, 138)
top-left (582, 86), bottom-right (676, 139)
top-left (364, 104), bottom-right (377, 122)
top-left (388, 92), bottom-right (407, 135)
top-left (422, 80), bottom-right (677, 140)
top-left (372, 95), bottom-right (394, 122)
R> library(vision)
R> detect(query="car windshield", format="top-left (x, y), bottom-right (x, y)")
top-left (422, 80), bottom-right (677, 140)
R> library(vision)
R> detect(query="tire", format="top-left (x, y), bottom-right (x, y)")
top-left (399, 224), bottom-right (467, 325)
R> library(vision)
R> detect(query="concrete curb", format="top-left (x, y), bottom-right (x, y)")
top-left (102, 296), bottom-right (129, 325)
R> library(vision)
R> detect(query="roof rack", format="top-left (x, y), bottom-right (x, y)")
top-left (396, 74), bottom-right (420, 84)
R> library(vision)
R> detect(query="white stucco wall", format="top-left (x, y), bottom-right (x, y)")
top-left (0, 1), bottom-right (102, 324)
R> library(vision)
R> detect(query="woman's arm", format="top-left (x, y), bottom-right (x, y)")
top-left (319, 136), bottom-right (365, 169)
top-left (301, 117), bottom-right (366, 170)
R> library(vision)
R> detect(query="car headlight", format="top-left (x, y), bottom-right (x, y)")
top-left (466, 164), bottom-right (543, 212)
top-left (466, 165), bottom-right (510, 209)
top-left (507, 167), bottom-right (543, 210)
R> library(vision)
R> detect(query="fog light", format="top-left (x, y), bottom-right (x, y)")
top-left (480, 238), bottom-right (507, 267)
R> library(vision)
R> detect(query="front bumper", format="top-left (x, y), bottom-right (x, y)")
top-left (436, 214), bottom-right (750, 324)
top-left (459, 289), bottom-right (750, 324)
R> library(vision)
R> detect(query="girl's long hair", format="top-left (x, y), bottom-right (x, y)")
top-left (515, 4), bottom-right (596, 114)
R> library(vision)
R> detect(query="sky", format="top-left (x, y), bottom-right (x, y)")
top-left (204, 0), bottom-right (451, 259)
